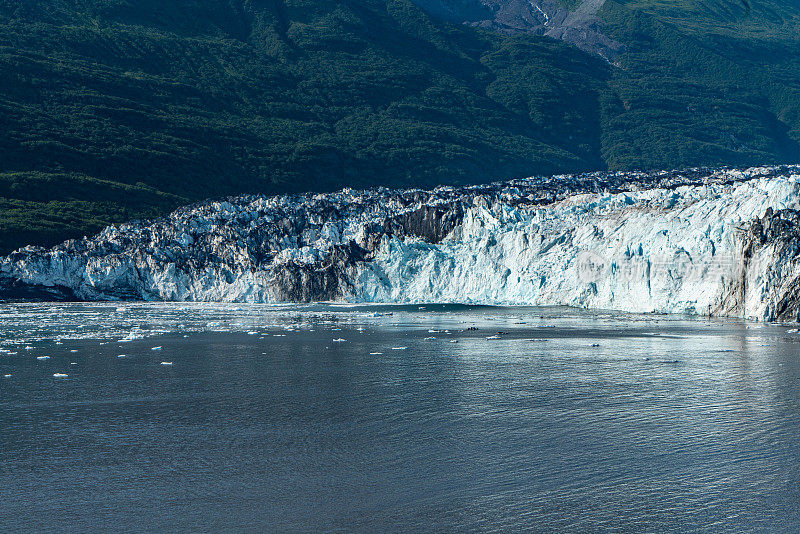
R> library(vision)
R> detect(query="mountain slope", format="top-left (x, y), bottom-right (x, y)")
top-left (0, 0), bottom-right (799, 253)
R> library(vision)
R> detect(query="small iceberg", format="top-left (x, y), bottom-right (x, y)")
top-left (119, 329), bottom-right (145, 343)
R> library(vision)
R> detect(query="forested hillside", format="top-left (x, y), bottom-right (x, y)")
top-left (0, 0), bottom-right (799, 252)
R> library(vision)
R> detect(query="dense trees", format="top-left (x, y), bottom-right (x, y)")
top-left (0, 0), bottom-right (798, 252)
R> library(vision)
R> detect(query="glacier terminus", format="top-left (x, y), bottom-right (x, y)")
top-left (2, 166), bottom-right (800, 322)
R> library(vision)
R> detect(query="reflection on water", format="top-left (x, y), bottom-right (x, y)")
top-left (1, 304), bottom-right (799, 531)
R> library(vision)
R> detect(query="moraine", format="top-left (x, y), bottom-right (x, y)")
top-left (1, 165), bottom-right (799, 322)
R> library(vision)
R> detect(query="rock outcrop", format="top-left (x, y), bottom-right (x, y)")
top-left (411, 0), bottom-right (624, 61)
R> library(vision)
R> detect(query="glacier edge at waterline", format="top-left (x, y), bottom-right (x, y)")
top-left (2, 166), bottom-right (800, 322)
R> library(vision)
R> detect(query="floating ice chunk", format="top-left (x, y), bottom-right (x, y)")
top-left (332, 338), bottom-right (346, 342)
top-left (119, 330), bottom-right (145, 343)
top-left (151, 346), bottom-right (162, 351)
top-left (160, 362), bottom-right (173, 366)
top-left (53, 373), bottom-right (68, 378)
top-left (36, 356), bottom-right (51, 360)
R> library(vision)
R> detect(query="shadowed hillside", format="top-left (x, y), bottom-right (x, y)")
top-left (0, 0), bottom-right (799, 252)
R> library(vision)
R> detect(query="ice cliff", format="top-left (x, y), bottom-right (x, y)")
top-left (2, 166), bottom-right (800, 322)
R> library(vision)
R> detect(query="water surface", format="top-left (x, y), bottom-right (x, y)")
top-left (1, 303), bottom-right (799, 532)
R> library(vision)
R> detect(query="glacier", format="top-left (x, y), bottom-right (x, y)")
top-left (1, 165), bottom-right (800, 322)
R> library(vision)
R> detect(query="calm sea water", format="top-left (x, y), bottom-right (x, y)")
top-left (1, 303), bottom-right (799, 532)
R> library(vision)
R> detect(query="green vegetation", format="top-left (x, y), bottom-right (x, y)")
top-left (600, 0), bottom-right (800, 170)
top-left (0, 0), bottom-right (799, 252)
